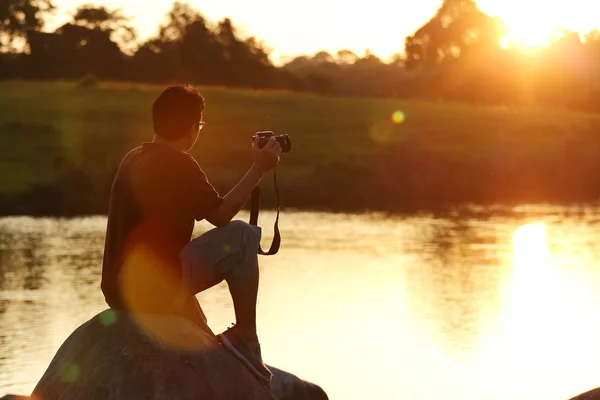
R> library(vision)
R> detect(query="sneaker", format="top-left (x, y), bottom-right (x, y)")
top-left (217, 326), bottom-right (273, 383)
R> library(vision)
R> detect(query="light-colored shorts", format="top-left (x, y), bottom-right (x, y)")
top-left (173, 220), bottom-right (262, 309)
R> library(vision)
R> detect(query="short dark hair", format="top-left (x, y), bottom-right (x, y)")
top-left (152, 85), bottom-right (205, 140)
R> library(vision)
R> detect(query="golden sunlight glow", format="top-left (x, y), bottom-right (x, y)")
top-left (51, 0), bottom-right (600, 62)
top-left (480, 220), bottom-right (599, 395)
top-left (508, 223), bottom-right (555, 320)
top-left (501, 30), bottom-right (554, 49)
top-left (119, 242), bottom-right (204, 350)
top-left (509, 223), bottom-right (554, 323)
top-left (485, 1), bottom-right (582, 50)
top-left (500, 18), bottom-right (560, 49)
top-left (510, 223), bottom-right (553, 311)
top-left (512, 223), bottom-right (549, 270)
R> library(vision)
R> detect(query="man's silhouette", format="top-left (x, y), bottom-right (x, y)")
top-left (100, 85), bottom-right (282, 383)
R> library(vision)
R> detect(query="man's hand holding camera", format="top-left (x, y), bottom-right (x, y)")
top-left (253, 135), bottom-right (282, 173)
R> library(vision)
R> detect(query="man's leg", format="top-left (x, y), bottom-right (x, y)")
top-left (227, 248), bottom-right (260, 345)
top-left (177, 220), bottom-right (271, 382)
top-left (177, 295), bottom-right (213, 336)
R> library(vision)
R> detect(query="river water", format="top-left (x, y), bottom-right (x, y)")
top-left (1, 207), bottom-right (600, 400)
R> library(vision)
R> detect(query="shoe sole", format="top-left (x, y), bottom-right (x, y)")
top-left (217, 333), bottom-right (272, 384)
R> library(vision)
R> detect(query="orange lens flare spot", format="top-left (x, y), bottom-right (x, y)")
top-left (119, 243), bottom-right (208, 351)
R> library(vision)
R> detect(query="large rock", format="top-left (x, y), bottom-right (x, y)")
top-left (571, 388), bottom-right (600, 400)
top-left (22, 310), bottom-right (327, 400)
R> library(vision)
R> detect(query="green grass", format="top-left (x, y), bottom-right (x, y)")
top-left (2, 80), bottom-right (600, 215)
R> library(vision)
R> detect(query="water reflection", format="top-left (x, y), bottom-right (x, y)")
top-left (405, 216), bottom-right (505, 361)
top-left (2, 211), bottom-right (600, 399)
top-left (0, 217), bottom-right (109, 396)
top-left (478, 221), bottom-right (600, 400)
top-left (0, 219), bottom-right (58, 292)
top-left (511, 223), bottom-right (551, 303)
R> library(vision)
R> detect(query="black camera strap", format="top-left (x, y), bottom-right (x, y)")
top-left (249, 167), bottom-right (281, 256)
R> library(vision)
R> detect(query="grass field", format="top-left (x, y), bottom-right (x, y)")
top-left (2, 80), bottom-right (600, 215)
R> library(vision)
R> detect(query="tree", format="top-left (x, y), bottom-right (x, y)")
top-left (27, 22), bottom-right (124, 79)
top-left (404, 0), bottom-right (505, 69)
top-left (215, 18), bottom-right (274, 87)
top-left (180, 18), bottom-right (226, 84)
top-left (71, 3), bottom-right (136, 52)
top-left (336, 49), bottom-right (358, 65)
top-left (312, 50), bottom-right (334, 64)
top-left (158, 1), bottom-right (203, 42)
top-left (0, 0), bottom-right (55, 51)
top-left (129, 2), bottom-right (207, 83)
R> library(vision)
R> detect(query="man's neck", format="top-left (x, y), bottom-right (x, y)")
top-left (152, 135), bottom-right (186, 152)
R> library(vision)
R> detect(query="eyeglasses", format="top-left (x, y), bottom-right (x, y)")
top-left (196, 122), bottom-right (206, 131)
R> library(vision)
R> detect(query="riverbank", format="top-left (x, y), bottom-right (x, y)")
top-left (2, 80), bottom-right (600, 216)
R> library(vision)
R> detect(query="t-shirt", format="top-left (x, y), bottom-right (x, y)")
top-left (101, 143), bottom-right (223, 312)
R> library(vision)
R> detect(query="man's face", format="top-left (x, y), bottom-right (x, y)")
top-left (184, 118), bottom-right (205, 151)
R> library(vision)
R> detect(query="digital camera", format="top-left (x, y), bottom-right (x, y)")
top-left (253, 131), bottom-right (292, 153)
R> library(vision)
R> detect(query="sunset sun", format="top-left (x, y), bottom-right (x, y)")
top-left (501, 25), bottom-right (557, 49)
top-left (482, 1), bottom-right (580, 50)
top-left (499, 12), bottom-right (563, 49)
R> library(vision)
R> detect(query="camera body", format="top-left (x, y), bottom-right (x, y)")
top-left (253, 131), bottom-right (292, 153)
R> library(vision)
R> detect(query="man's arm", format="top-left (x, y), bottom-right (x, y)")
top-left (205, 136), bottom-right (282, 227)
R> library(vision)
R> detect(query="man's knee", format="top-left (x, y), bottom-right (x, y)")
top-left (218, 221), bottom-right (260, 280)
top-left (222, 221), bottom-right (261, 245)
top-left (226, 220), bottom-right (257, 235)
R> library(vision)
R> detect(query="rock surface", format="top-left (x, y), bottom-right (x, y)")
top-left (571, 388), bottom-right (600, 400)
top-left (13, 310), bottom-right (327, 400)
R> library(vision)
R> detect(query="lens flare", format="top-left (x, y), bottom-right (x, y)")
top-left (60, 363), bottom-right (80, 383)
top-left (119, 237), bottom-right (212, 351)
top-left (98, 309), bottom-right (117, 327)
top-left (369, 121), bottom-right (393, 143)
top-left (392, 111), bottom-right (405, 125)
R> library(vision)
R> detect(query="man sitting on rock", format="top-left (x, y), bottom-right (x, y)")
top-left (100, 85), bottom-right (282, 383)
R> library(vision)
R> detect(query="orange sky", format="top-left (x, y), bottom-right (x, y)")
top-left (48, 0), bottom-right (600, 63)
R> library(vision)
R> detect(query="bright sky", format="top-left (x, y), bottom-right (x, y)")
top-left (48, 0), bottom-right (600, 63)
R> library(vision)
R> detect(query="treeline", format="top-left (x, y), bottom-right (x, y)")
top-left (3, 0), bottom-right (600, 110)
